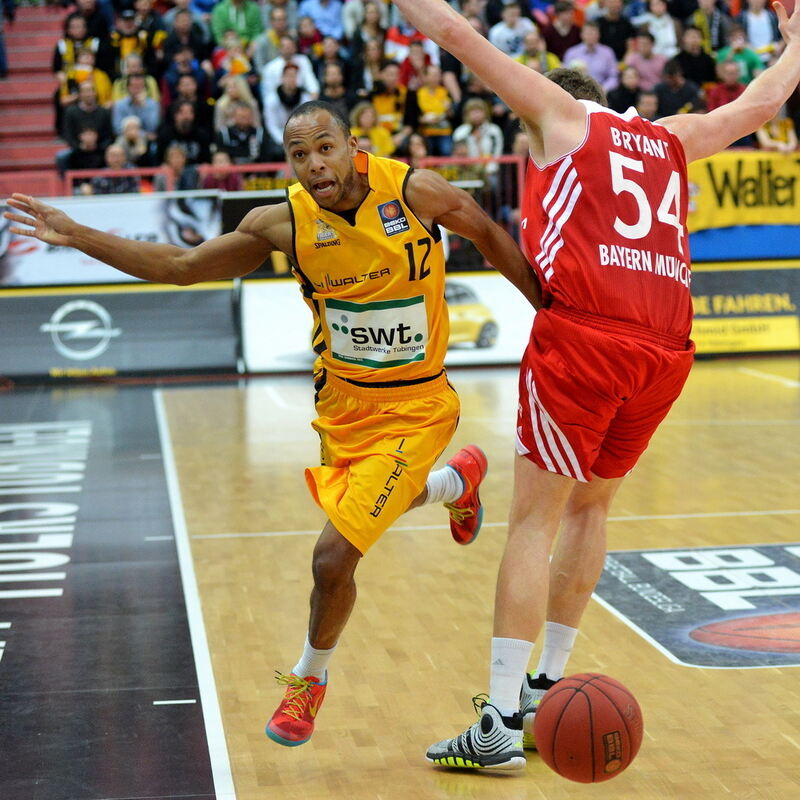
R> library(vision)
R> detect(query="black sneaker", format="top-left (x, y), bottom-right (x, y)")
top-left (520, 673), bottom-right (558, 750)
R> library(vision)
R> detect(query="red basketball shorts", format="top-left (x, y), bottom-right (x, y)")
top-left (516, 307), bottom-right (695, 481)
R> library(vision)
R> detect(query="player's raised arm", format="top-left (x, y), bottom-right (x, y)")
top-left (405, 169), bottom-right (541, 309)
top-left (4, 193), bottom-right (288, 285)
top-left (392, 0), bottom-right (584, 144)
top-left (659, 1), bottom-right (800, 162)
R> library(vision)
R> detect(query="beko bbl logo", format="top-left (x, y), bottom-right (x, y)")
top-left (40, 300), bottom-right (122, 360)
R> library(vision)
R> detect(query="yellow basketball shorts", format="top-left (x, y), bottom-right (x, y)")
top-left (305, 372), bottom-right (460, 554)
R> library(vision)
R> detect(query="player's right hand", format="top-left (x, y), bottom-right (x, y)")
top-left (773, 1), bottom-right (800, 43)
top-left (3, 194), bottom-right (76, 248)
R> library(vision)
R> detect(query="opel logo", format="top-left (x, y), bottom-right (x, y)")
top-left (40, 300), bottom-right (122, 361)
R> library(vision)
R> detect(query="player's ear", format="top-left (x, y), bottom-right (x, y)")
top-left (348, 134), bottom-right (359, 156)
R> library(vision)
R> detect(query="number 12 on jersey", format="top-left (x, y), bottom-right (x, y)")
top-left (609, 151), bottom-right (685, 255)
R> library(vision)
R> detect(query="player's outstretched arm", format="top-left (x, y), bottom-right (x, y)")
top-left (392, 0), bottom-right (584, 142)
top-left (4, 194), bottom-right (286, 284)
top-left (406, 170), bottom-right (542, 309)
top-left (659, 1), bottom-right (800, 162)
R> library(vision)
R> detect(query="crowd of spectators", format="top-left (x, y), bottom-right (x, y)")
top-left (48, 0), bottom-right (800, 193)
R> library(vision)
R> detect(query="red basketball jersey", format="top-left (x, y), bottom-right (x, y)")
top-left (521, 101), bottom-right (693, 341)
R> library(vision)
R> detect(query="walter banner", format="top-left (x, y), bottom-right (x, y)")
top-left (687, 150), bottom-right (800, 232)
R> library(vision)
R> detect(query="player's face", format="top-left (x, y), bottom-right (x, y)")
top-left (284, 112), bottom-right (361, 210)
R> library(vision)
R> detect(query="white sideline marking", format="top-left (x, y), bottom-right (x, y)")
top-left (737, 367), bottom-right (800, 389)
top-left (154, 390), bottom-right (236, 800)
top-left (153, 699), bottom-right (198, 706)
top-left (144, 536), bottom-right (174, 542)
top-left (192, 508), bottom-right (800, 540)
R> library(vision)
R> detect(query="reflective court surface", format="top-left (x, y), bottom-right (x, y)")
top-left (1, 356), bottom-right (799, 799)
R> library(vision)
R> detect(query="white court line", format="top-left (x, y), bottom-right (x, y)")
top-left (192, 508), bottom-right (800, 540)
top-left (662, 419), bottom-right (800, 426)
top-left (0, 622), bottom-right (10, 629)
top-left (265, 385), bottom-right (292, 410)
top-left (737, 367), bottom-right (800, 389)
top-left (153, 699), bottom-right (198, 705)
top-left (144, 536), bottom-right (174, 542)
top-left (154, 390), bottom-right (236, 800)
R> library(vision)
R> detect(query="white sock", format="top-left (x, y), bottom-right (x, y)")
top-left (489, 637), bottom-right (534, 717)
top-left (424, 465), bottom-right (464, 505)
top-left (533, 621), bottom-right (578, 681)
top-left (292, 635), bottom-right (336, 681)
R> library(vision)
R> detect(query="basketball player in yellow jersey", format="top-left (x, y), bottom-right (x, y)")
top-left (5, 101), bottom-right (540, 749)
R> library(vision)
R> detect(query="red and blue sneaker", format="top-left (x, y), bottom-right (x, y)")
top-left (444, 445), bottom-right (488, 545)
top-left (266, 672), bottom-right (327, 747)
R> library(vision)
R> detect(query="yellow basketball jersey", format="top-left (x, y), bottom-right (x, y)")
top-left (287, 151), bottom-right (449, 384)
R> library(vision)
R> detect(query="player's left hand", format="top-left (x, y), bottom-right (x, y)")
top-left (4, 194), bottom-right (77, 248)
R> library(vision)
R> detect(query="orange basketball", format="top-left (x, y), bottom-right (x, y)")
top-left (534, 673), bottom-right (644, 783)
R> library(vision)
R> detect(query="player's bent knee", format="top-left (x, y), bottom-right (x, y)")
top-left (312, 531), bottom-right (361, 590)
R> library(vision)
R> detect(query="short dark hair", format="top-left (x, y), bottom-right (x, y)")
top-left (663, 58), bottom-right (684, 77)
top-left (636, 28), bottom-right (655, 41)
top-left (545, 67), bottom-right (607, 105)
top-left (284, 100), bottom-right (351, 138)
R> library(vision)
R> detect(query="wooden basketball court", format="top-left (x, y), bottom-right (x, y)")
top-left (1, 355), bottom-right (798, 799)
top-left (160, 355), bottom-right (799, 800)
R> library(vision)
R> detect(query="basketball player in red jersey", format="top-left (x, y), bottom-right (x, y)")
top-left (398, 0), bottom-right (800, 771)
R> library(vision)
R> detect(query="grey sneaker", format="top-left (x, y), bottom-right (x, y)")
top-left (426, 699), bottom-right (526, 770)
top-left (520, 673), bottom-right (558, 750)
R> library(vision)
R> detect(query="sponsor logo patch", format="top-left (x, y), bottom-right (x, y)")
top-left (314, 219), bottom-right (340, 248)
top-left (377, 200), bottom-right (410, 237)
top-left (594, 543), bottom-right (800, 668)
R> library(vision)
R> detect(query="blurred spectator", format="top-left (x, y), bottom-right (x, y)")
top-left (114, 115), bottom-right (152, 165)
top-left (485, 0), bottom-right (534, 28)
top-left (163, 0), bottom-right (209, 39)
top-left (350, 101), bottom-right (395, 156)
top-left (636, 88), bottom-right (659, 119)
top-left (400, 39), bottom-right (429, 90)
top-left (736, 0), bottom-right (782, 65)
top-left (112, 73), bottom-right (161, 135)
top-left (153, 143), bottom-right (199, 190)
top-left (385, 13), bottom-right (438, 66)
top-left (156, 99), bottom-right (211, 163)
top-left (252, 5), bottom-right (292, 72)
top-left (107, 9), bottom-right (165, 78)
top-left (319, 62), bottom-right (355, 119)
top-left (607, 65), bottom-right (641, 112)
top-left (706, 59), bottom-right (746, 109)
top-left (654, 58), bottom-right (702, 116)
top-left (563, 20), bottom-right (619, 92)
top-left (212, 30), bottom-right (258, 90)
top-left (686, 0), bottom-right (733, 54)
top-left (53, 14), bottom-right (101, 79)
top-left (162, 46), bottom-right (210, 101)
top-left (631, 0), bottom-right (679, 58)
top-left (407, 132), bottom-right (429, 169)
top-left (452, 98), bottom-right (504, 161)
top-left (599, 0), bottom-right (637, 60)
top-left (263, 63), bottom-right (313, 154)
top-left (516, 29), bottom-right (561, 73)
top-left (111, 53), bottom-right (161, 101)
top-left (488, 2), bottom-right (536, 56)
top-left (215, 102), bottom-right (270, 162)
top-left (370, 59), bottom-right (419, 150)
top-left (297, 0), bottom-right (343, 40)
top-left (356, 134), bottom-right (373, 152)
top-left (417, 64), bottom-right (453, 156)
top-left (89, 143), bottom-right (141, 194)
top-left (68, 126), bottom-right (106, 184)
top-left (0, 0), bottom-right (12, 80)
top-left (314, 35), bottom-right (350, 86)
top-left (261, 0), bottom-right (299, 31)
top-left (755, 105), bottom-right (798, 152)
top-left (297, 14), bottom-right (324, 57)
top-left (58, 48), bottom-right (113, 137)
top-left (166, 73), bottom-right (214, 128)
top-left (353, 37), bottom-right (384, 96)
top-left (261, 34), bottom-right (320, 96)
top-left (71, 0), bottom-right (110, 40)
top-left (343, 0), bottom-right (389, 42)
top-left (715, 25), bottom-right (764, 84)
top-left (674, 26), bottom-right (718, 87)
top-left (201, 150), bottom-right (244, 190)
top-left (540, 1), bottom-right (582, 60)
top-left (210, 0), bottom-right (263, 47)
top-left (135, 0), bottom-right (167, 39)
top-left (164, 8), bottom-right (210, 63)
top-left (214, 73), bottom-right (260, 131)
top-left (348, 0), bottom-right (386, 59)
top-left (63, 81), bottom-right (114, 149)
top-left (624, 29), bottom-right (667, 90)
